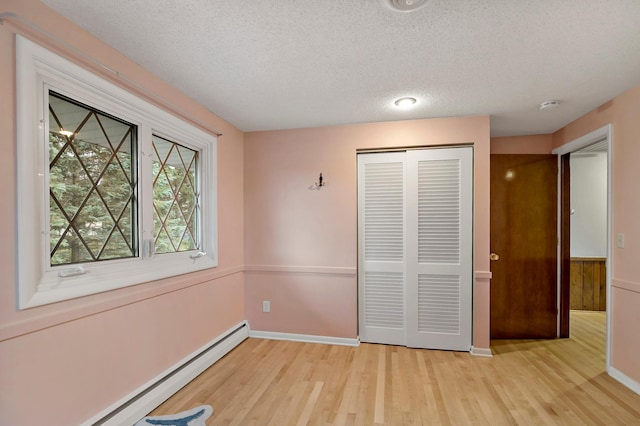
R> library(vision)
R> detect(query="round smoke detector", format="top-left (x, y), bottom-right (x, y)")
top-left (383, 0), bottom-right (429, 12)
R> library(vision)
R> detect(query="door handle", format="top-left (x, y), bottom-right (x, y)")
top-left (490, 252), bottom-right (500, 261)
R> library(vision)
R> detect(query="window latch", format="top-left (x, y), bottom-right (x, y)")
top-left (189, 251), bottom-right (207, 261)
top-left (58, 266), bottom-right (87, 278)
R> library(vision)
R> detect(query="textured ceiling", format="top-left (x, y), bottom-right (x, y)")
top-left (41, 0), bottom-right (640, 136)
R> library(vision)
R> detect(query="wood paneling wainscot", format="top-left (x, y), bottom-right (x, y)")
top-left (570, 257), bottom-right (606, 310)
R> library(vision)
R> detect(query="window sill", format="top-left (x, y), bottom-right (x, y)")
top-left (21, 254), bottom-right (218, 309)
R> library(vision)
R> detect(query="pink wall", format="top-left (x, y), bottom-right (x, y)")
top-left (0, 1), bottom-right (245, 424)
top-left (244, 117), bottom-right (492, 347)
top-left (553, 83), bottom-right (640, 384)
top-left (491, 134), bottom-right (554, 154)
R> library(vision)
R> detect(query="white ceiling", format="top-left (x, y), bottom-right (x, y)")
top-left (41, 0), bottom-right (640, 136)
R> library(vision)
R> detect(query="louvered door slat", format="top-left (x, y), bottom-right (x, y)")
top-left (364, 271), bottom-right (404, 328)
top-left (358, 153), bottom-right (406, 346)
top-left (417, 159), bottom-right (463, 333)
top-left (418, 159), bottom-right (461, 264)
top-left (418, 274), bottom-right (461, 333)
top-left (406, 147), bottom-right (473, 351)
top-left (363, 161), bottom-right (404, 262)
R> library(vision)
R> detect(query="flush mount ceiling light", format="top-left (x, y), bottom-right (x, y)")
top-left (384, 0), bottom-right (429, 12)
top-left (394, 97), bottom-right (417, 108)
top-left (539, 100), bottom-right (560, 111)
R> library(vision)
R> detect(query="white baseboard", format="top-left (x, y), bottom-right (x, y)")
top-left (608, 366), bottom-right (640, 395)
top-left (82, 321), bottom-right (249, 426)
top-left (249, 329), bottom-right (360, 347)
top-left (470, 346), bottom-right (493, 357)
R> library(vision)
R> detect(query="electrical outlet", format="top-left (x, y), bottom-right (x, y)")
top-left (262, 300), bottom-right (270, 313)
top-left (617, 233), bottom-right (625, 249)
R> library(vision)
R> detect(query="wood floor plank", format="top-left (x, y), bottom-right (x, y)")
top-left (296, 381), bottom-right (324, 426)
top-left (373, 344), bottom-right (385, 424)
top-left (150, 312), bottom-right (640, 425)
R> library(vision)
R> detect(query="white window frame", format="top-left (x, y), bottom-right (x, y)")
top-left (16, 36), bottom-right (218, 309)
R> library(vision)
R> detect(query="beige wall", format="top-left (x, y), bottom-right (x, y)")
top-left (3, 1), bottom-right (638, 423)
top-left (491, 134), bottom-right (554, 154)
top-left (553, 83), bottom-right (640, 384)
top-left (244, 116), bottom-right (492, 348)
top-left (0, 1), bottom-right (245, 424)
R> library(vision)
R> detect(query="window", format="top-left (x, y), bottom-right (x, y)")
top-left (16, 36), bottom-right (218, 309)
top-left (152, 135), bottom-right (198, 254)
top-left (48, 92), bottom-right (138, 266)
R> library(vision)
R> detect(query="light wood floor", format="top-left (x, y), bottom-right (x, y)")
top-left (152, 311), bottom-right (640, 425)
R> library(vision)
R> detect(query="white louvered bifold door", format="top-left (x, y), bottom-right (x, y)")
top-left (405, 147), bottom-right (473, 351)
top-left (358, 152), bottom-right (406, 345)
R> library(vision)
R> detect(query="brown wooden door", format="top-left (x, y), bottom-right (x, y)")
top-left (490, 154), bottom-right (558, 339)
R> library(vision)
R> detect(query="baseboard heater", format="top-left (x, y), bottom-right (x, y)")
top-left (83, 321), bottom-right (249, 426)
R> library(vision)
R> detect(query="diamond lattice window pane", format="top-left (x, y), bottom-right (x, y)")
top-left (50, 148), bottom-right (93, 221)
top-left (117, 203), bottom-right (134, 248)
top-left (48, 91), bottom-right (138, 266)
top-left (49, 132), bottom-right (66, 163)
top-left (76, 190), bottom-right (115, 255)
top-left (51, 228), bottom-right (95, 265)
top-left (152, 135), bottom-right (199, 254)
top-left (101, 232), bottom-right (132, 261)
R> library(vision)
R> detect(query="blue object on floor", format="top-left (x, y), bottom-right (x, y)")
top-left (134, 405), bottom-right (213, 426)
